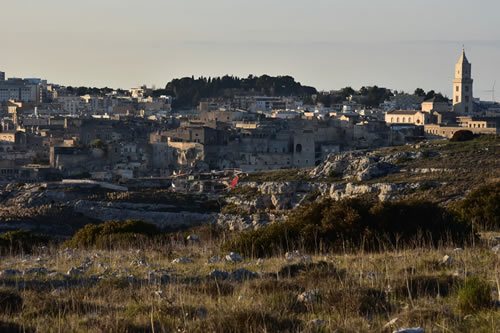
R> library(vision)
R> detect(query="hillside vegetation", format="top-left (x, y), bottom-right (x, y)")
top-left (0, 137), bottom-right (499, 332)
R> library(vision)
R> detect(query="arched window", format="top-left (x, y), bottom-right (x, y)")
top-left (396, 117), bottom-right (400, 123)
top-left (295, 144), bottom-right (302, 153)
top-left (402, 117), bottom-right (406, 123)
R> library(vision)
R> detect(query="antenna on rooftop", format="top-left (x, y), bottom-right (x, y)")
top-left (484, 81), bottom-right (496, 102)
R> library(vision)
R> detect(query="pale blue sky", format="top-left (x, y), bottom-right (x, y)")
top-left (2, 0), bottom-right (499, 100)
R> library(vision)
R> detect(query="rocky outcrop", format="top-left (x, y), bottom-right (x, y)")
top-left (216, 213), bottom-right (283, 231)
top-left (73, 200), bottom-right (214, 229)
top-left (225, 195), bottom-right (274, 211)
top-left (310, 150), bottom-right (429, 181)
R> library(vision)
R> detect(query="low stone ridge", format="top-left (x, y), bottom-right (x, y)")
top-left (229, 268), bottom-right (259, 281)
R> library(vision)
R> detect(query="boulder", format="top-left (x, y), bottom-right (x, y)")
top-left (23, 267), bottom-right (48, 276)
top-left (171, 257), bottom-right (194, 264)
top-left (310, 319), bottom-right (326, 326)
top-left (208, 269), bottom-right (229, 280)
top-left (225, 252), bottom-right (243, 263)
top-left (186, 234), bottom-right (200, 242)
top-left (229, 268), bottom-right (259, 282)
top-left (285, 250), bottom-right (312, 263)
top-left (131, 259), bottom-right (147, 266)
top-left (393, 328), bottom-right (424, 333)
top-left (440, 255), bottom-right (454, 265)
top-left (67, 267), bottom-right (84, 276)
top-left (271, 194), bottom-right (292, 210)
top-left (0, 269), bottom-right (22, 277)
top-left (297, 289), bottom-right (320, 303)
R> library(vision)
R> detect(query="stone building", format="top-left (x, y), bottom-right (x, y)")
top-left (453, 49), bottom-right (474, 115)
top-left (385, 110), bottom-right (431, 126)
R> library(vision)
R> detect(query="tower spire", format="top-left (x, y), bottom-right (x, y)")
top-left (453, 48), bottom-right (473, 114)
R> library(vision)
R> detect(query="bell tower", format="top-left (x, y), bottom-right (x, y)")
top-left (453, 48), bottom-right (474, 114)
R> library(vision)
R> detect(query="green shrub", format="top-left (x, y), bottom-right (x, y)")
top-left (223, 198), bottom-right (474, 257)
top-left (456, 277), bottom-right (491, 314)
top-left (0, 230), bottom-right (51, 255)
top-left (64, 219), bottom-right (163, 249)
top-left (229, 186), bottom-right (261, 199)
top-left (368, 200), bottom-right (471, 247)
top-left (221, 203), bottom-right (248, 215)
top-left (394, 156), bottom-right (411, 165)
top-left (450, 130), bottom-right (475, 142)
top-left (453, 182), bottom-right (500, 231)
top-left (396, 274), bottom-right (458, 298)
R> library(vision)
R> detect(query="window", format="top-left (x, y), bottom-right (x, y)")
top-left (456, 96), bottom-right (459, 102)
top-left (295, 144), bottom-right (302, 153)
top-left (465, 86), bottom-right (469, 92)
top-left (456, 86), bottom-right (459, 92)
top-left (465, 96), bottom-right (469, 102)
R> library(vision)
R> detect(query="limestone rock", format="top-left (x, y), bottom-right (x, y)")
top-left (208, 269), bottom-right (229, 280)
top-left (67, 267), bottom-right (84, 276)
top-left (297, 289), bottom-right (320, 303)
top-left (393, 328), bottom-right (424, 333)
top-left (310, 319), bottom-right (326, 326)
top-left (23, 267), bottom-right (48, 275)
top-left (0, 269), bottom-right (22, 277)
top-left (132, 259), bottom-right (147, 266)
top-left (172, 257), bottom-right (194, 264)
top-left (440, 255), bottom-right (454, 265)
top-left (229, 268), bottom-right (258, 281)
top-left (186, 234), bottom-right (200, 242)
top-left (225, 252), bottom-right (243, 263)
top-left (285, 250), bottom-right (312, 263)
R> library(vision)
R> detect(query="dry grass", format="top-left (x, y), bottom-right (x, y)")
top-left (0, 235), bottom-right (499, 333)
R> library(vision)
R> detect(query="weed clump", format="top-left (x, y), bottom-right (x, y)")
top-left (456, 277), bottom-right (491, 314)
top-left (64, 219), bottom-right (164, 249)
top-left (0, 230), bottom-right (51, 255)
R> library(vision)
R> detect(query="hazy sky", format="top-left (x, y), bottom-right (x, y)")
top-left (2, 0), bottom-right (499, 100)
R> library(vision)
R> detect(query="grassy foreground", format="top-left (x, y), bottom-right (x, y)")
top-left (0, 236), bottom-right (499, 332)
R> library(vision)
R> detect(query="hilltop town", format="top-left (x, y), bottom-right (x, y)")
top-left (0, 49), bottom-right (500, 332)
top-left (0, 50), bottom-right (498, 184)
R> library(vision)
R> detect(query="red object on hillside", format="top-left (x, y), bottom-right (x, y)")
top-left (230, 176), bottom-right (239, 189)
